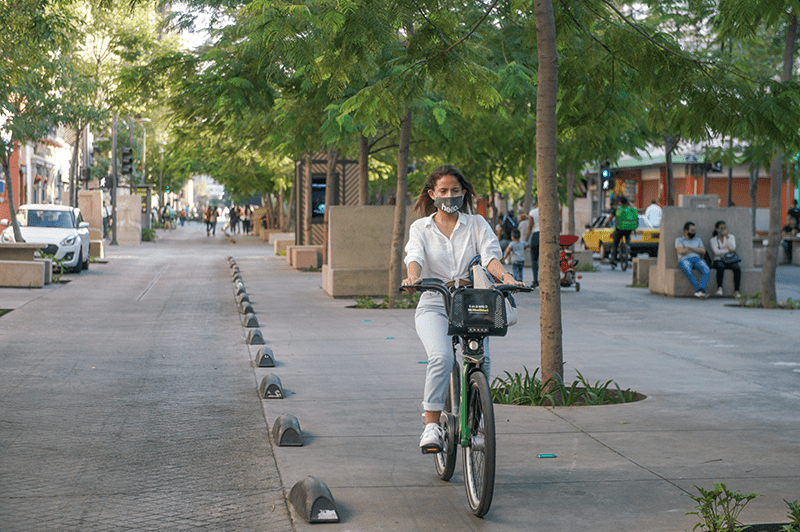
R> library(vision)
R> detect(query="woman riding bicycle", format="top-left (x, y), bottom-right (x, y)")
top-left (402, 164), bottom-right (525, 454)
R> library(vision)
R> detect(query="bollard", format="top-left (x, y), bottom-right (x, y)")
top-left (246, 329), bottom-right (265, 345)
top-left (288, 477), bottom-right (339, 523)
top-left (242, 313), bottom-right (259, 328)
top-left (259, 374), bottom-right (283, 399)
top-left (272, 414), bottom-right (303, 446)
top-left (239, 301), bottom-right (254, 315)
top-left (255, 347), bottom-right (275, 367)
top-left (237, 292), bottom-right (250, 305)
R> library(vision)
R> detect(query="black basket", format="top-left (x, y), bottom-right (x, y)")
top-left (447, 288), bottom-right (507, 337)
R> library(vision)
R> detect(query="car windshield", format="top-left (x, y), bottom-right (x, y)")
top-left (18, 209), bottom-right (75, 229)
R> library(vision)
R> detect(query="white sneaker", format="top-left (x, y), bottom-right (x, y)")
top-left (694, 290), bottom-right (706, 299)
top-left (420, 422), bottom-right (444, 454)
top-left (716, 287), bottom-right (723, 296)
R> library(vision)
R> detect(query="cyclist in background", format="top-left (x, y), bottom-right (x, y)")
top-left (609, 196), bottom-right (638, 269)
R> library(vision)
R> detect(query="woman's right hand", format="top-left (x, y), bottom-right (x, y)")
top-left (401, 275), bottom-right (420, 293)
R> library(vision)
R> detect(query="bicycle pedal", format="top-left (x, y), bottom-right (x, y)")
top-left (421, 444), bottom-right (442, 455)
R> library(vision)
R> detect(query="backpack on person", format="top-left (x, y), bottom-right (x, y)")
top-left (616, 206), bottom-right (639, 231)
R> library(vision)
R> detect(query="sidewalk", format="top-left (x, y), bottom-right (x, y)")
top-left (2, 224), bottom-right (799, 531)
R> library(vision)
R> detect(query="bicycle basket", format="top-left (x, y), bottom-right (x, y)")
top-left (447, 288), bottom-right (507, 337)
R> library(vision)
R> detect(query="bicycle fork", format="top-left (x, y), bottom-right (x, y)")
top-left (458, 335), bottom-right (485, 448)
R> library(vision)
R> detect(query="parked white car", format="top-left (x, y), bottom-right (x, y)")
top-left (1, 204), bottom-right (91, 272)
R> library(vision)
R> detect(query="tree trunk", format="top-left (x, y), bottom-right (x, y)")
top-left (69, 125), bottom-right (83, 207)
top-left (567, 165), bottom-right (575, 238)
top-left (664, 134), bottom-right (679, 207)
top-left (302, 154), bottom-right (311, 245)
top-left (386, 111), bottom-right (411, 308)
top-left (286, 181), bottom-right (295, 232)
top-left (762, 11), bottom-right (797, 306)
top-left (750, 166), bottom-right (759, 238)
top-left (523, 164), bottom-right (534, 213)
top-left (727, 139), bottom-right (734, 207)
top-left (359, 133), bottom-right (369, 206)
top-left (3, 150), bottom-right (25, 242)
top-left (323, 147), bottom-right (338, 265)
top-left (534, 0), bottom-right (563, 391)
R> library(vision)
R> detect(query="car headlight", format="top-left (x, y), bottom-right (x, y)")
top-left (61, 235), bottom-right (77, 246)
top-left (0, 230), bottom-right (14, 243)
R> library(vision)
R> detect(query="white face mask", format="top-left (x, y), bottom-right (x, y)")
top-left (433, 195), bottom-right (463, 214)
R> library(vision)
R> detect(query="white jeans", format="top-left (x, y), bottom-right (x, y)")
top-left (415, 293), bottom-right (490, 411)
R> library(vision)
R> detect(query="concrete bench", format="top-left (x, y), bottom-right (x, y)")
top-left (322, 265), bottom-right (389, 297)
top-left (90, 240), bottom-right (104, 259)
top-left (286, 245), bottom-right (323, 267)
top-left (0, 260), bottom-right (45, 288)
top-left (274, 239), bottom-right (294, 255)
top-left (0, 242), bottom-right (49, 261)
top-left (268, 232), bottom-right (295, 245)
top-left (650, 265), bottom-right (761, 297)
top-left (34, 257), bottom-right (53, 284)
top-left (293, 248), bottom-right (322, 269)
top-left (632, 257), bottom-right (657, 286)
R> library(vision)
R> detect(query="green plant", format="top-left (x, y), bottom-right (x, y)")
top-left (576, 262), bottom-right (599, 272)
top-left (491, 367), bottom-right (550, 406)
top-left (142, 228), bottom-right (156, 241)
top-left (491, 367), bottom-right (640, 407)
top-left (277, 249), bottom-right (286, 256)
top-left (685, 483), bottom-right (761, 532)
top-left (38, 251), bottom-right (66, 283)
top-left (354, 295), bottom-right (378, 309)
top-left (352, 292), bottom-right (420, 309)
top-left (782, 499), bottom-right (800, 532)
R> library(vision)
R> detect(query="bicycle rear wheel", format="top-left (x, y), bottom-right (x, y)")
top-left (434, 360), bottom-right (459, 480)
top-left (620, 242), bottom-right (630, 271)
top-left (462, 370), bottom-right (495, 517)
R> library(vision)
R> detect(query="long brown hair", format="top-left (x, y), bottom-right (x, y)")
top-left (414, 164), bottom-right (476, 216)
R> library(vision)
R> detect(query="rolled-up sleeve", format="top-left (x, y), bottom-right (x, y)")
top-left (475, 217), bottom-right (502, 267)
top-left (404, 221), bottom-right (426, 268)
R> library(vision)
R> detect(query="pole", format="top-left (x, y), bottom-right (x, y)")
top-left (111, 114), bottom-right (118, 246)
top-left (159, 145), bottom-right (163, 210)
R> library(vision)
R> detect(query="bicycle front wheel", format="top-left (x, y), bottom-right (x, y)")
top-left (434, 360), bottom-right (459, 480)
top-left (462, 370), bottom-right (496, 517)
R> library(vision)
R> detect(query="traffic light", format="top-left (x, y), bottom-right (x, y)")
top-left (600, 161), bottom-right (614, 190)
top-left (121, 147), bottom-right (133, 175)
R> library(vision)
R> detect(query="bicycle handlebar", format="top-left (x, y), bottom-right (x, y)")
top-left (399, 279), bottom-right (533, 298)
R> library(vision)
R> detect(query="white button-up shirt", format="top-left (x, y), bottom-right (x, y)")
top-left (404, 212), bottom-right (502, 283)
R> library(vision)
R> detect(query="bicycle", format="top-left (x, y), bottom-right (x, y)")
top-left (401, 278), bottom-right (531, 517)
top-left (618, 239), bottom-right (630, 271)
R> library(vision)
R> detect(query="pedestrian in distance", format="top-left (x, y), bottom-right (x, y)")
top-left (525, 201), bottom-right (540, 288)
top-left (644, 199), bottom-right (662, 228)
top-left (676, 221), bottom-right (710, 298)
top-left (502, 229), bottom-right (528, 282)
top-left (788, 199), bottom-right (800, 227)
top-left (209, 207), bottom-right (218, 236)
top-left (402, 164), bottom-right (525, 454)
top-left (782, 217), bottom-right (799, 263)
top-left (709, 220), bottom-right (741, 297)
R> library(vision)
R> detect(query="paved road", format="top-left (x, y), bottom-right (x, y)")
top-left (2, 223), bottom-right (799, 532)
top-left (0, 224), bottom-right (292, 531)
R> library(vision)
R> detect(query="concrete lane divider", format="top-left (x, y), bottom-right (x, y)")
top-left (259, 374), bottom-right (283, 399)
top-left (272, 414), bottom-right (303, 446)
top-left (256, 347), bottom-right (275, 367)
top-left (246, 329), bottom-right (265, 345)
top-left (239, 300), bottom-right (254, 315)
top-left (236, 292), bottom-right (250, 305)
top-left (242, 313), bottom-right (259, 328)
top-left (288, 477), bottom-right (339, 523)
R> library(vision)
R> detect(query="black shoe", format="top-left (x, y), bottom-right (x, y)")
top-left (531, 281), bottom-right (539, 289)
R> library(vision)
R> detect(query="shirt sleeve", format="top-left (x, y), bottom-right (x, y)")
top-left (675, 237), bottom-right (683, 249)
top-left (710, 237), bottom-right (722, 257)
top-left (728, 234), bottom-right (736, 253)
top-left (475, 216), bottom-right (502, 267)
top-left (404, 220), bottom-right (425, 269)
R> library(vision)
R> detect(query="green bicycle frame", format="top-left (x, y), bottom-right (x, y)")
top-left (458, 343), bottom-right (486, 448)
